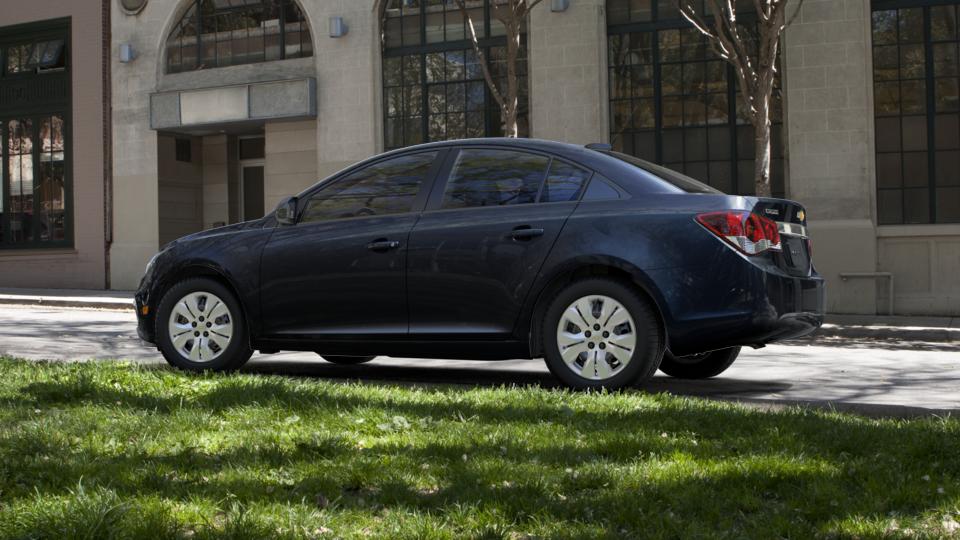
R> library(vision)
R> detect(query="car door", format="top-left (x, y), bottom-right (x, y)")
top-left (259, 150), bottom-right (443, 337)
top-left (406, 147), bottom-right (593, 337)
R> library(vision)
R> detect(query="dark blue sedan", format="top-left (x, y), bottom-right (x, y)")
top-left (135, 138), bottom-right (824, 389)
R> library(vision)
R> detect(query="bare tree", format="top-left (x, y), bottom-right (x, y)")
top-left (678, 0), bottom-right (804, 197)
top-left (456, 0), bottom-right (543, 138)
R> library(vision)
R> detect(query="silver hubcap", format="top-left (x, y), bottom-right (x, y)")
top-left (167, 291), bottom-right (234, 363)
top-left (556, 295), bottom-right (637, 381)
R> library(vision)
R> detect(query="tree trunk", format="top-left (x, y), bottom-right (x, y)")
top-left (502, 20), bottom-right (521, 137)
top-left (753, 122), bottom-right (772, 198)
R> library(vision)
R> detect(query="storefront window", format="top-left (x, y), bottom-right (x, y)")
top-left (165, 0), bottom-right (313, 74)
top-left (873, 1), bottom-right (960, 224)
top-left (381, 0), bottom-right (529, 150)
top-left (606, 0), bottom-right (785, 196)
top-left (0, 20), bottom-right (71, 249)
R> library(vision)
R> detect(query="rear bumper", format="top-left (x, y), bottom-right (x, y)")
top-left (653, 257), bottom-right (825, 356)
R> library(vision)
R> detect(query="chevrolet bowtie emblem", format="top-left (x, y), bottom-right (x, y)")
top-left (797, 210), bottom-right (805, 222)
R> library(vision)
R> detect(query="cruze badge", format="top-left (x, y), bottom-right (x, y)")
top-left (764, 208), bottom-right (780, 217)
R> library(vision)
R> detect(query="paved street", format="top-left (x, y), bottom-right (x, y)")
top-left (1, 304), bottom-right (958, 415)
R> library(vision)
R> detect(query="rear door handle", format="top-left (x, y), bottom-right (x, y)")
top-left (510, 227), bottom-right (545, 241)
top-left (367, 239), bottom-right (400, 251)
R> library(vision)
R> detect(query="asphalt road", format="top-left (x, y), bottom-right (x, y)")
top-left (1, 304), bottom-right (958, 415)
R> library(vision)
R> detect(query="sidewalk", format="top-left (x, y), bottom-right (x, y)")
top-left (0, 287), bottom-right (957, 343)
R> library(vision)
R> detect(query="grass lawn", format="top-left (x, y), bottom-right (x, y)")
top-left (0, 358), bottom-right (958, 539)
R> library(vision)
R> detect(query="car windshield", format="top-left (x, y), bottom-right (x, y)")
top-left (603, 151), bottom-right (722, 194)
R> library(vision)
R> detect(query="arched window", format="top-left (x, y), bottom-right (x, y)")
top-left (606, 0), bottom-right (784, 196)
top-left (381, 0), bottom-right (529, 150)
top-left (166, 0), bottom-right (312, 74)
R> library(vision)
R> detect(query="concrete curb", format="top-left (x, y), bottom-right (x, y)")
top-left (815, 324), bottom-right (959, 343)
top-left (0, 295), bottom-right (133, 311)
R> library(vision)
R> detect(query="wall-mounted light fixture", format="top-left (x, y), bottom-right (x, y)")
top-left (551, 0), bottom-right (570, 12)
top-left (329, 16), bottom-right (348, 38)
top-left (119, 43), bottom-right (136, 63)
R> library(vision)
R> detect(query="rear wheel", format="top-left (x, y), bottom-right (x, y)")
top-left (658, 347), bottom-right (741, 379)
top-left (542, 278), bottom-right (663, 390)
top-left (156, 278), bottom-right (253, 372)
top-left (319, 355), bottom-right (377, 365)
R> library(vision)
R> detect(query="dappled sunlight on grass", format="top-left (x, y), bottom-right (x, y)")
top-left (0, 358), bottom-right (958, 538)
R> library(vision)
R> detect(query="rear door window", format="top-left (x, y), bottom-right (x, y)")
top-left (440, 149), bottom-right (550, 209)
top-left (541, 160), bottom-right (592, 203)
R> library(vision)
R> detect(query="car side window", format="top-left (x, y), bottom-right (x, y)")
top-left (582, 175), bottom-right (622, 201)
top-left (300, 152), bottom-right (436, 223)
top-left (541, 160), bottom-right (592, 203)
top-left (440, 149), bottom-right (550, 209)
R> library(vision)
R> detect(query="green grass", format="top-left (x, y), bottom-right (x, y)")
top-left (0, 358), bottom-right (958, 539)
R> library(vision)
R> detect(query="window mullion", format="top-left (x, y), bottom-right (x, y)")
top-left (653, 31), bottom-right (663, 164)
top-left (31, 116), bottom-right (40, 245)
top-left (923, 5), bottom-right (937, 223)
top-left (1, 121), bottom-right (7, 245)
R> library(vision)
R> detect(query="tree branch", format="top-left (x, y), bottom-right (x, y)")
top-left (456, 0), bottom-right (506, 110)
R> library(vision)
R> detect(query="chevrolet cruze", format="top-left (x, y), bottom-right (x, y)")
top-left (136, 138), bottom-right (824, 389)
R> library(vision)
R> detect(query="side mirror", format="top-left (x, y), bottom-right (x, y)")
top-left (275, 196), bottom-right (298, 226)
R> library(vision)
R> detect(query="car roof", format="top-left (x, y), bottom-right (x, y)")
top-left (306, 138), bottom-right (684, 198)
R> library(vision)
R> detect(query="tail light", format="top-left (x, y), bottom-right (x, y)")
top-left (696, 211), bottom-right (782, 256)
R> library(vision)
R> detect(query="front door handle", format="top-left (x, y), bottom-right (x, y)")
top-left (367, 239), bottom-right (401, 251)
top-left (510, 227), bottom-right (545, 241)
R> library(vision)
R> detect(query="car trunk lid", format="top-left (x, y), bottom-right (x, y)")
top-left (753, 198), bottom-right (812, 277)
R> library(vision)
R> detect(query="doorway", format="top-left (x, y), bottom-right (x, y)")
top-left (238, 136), bottom-right (265, 221)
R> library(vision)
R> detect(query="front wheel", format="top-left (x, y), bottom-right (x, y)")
top-left (658, 347), bottom-right (741, 379)
top-left (542, 278), bottom-right (663, 390)
top-left (156, 278), bottom-right (253, 372)
top-left (319, 355), bottom-right (377, 365)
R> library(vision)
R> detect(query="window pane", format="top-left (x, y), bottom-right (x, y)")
top-left (937, 150), bottom-right (960, 186)
top-left (936, 187), bottom-right (960, 222)
top-left (300, 153), bottom-right (435, 223)
top-left (902, 152), bottom-right (929, 187)
top-left (441, 149), bottom-right (549, 209)
top-left (936, 114), bottom-right (960, 150)
top-left (877, 153), bottom-right (902, 188)
top-left (541, 161), bottom-right (591, 203)
top-left (239, 137), bottom-right (265, 160)
top-left (876, 117), bottom-right (902, 152)
top-left (899, 8), bottom-right (924, 43)
top-left (878, 189), bottom-right (903, 224)
top-left (872, 10), bottom-right (898, 45)
top-left (165, 0), bottom-right (312, 72)
top-left (931, 5), bottom-right (957, 41)
top-left (8, 119), bottom-right (35, 243)
top-left (904, 188), bottom-right (930, 223)
top-left (38, 116), bottom-right (66, 242)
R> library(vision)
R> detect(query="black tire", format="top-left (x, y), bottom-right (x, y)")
top-left (155, 277), bottom-right (253, 372)
top-left (319, 355), bottom-right (377, 365)
top-left (658, 347), bottom-right (741, 379)
top-left (541, 278), bottom-right (663, 390)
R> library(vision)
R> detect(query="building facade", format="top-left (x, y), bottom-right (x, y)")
top-left (0, 0), bottom-right (109, 289)
top-left (103, 0), bottom-right (957, 316)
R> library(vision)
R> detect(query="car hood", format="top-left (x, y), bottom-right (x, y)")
top-left (172, 220), bottom-right (267, 246)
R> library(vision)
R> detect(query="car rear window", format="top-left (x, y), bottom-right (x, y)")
top-left (603, 151), bottom-right (722, 194)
